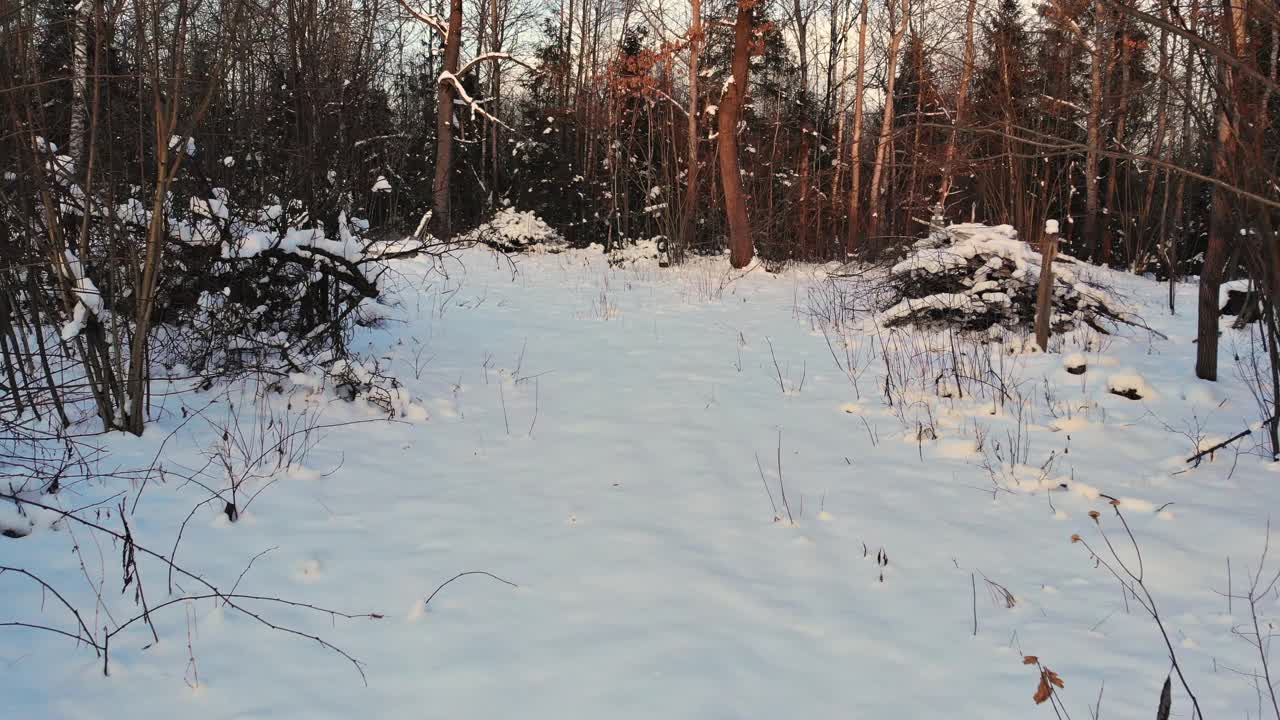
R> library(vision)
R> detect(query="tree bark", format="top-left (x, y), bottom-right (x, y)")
top-left (68, 0), bottom-right (90, 176)
top-left (843, 0), bottom-right (868, 257)
top-left (1083, 0), bottom-right (1105, 262)
top-left (1036, 227), bottom-right (1059, 351)
top-left (937, 0), bottom-right (977, 208)
top-left (1196, 0), bottom-right (1248, 380)
top-left (864, 0), bottom-right (909, 258)
top-left (678, 0), bottom-right (702, 260)
top-left (431, 0), bottom-right (464, 238)
top-left (718, 0), bottom-right (754, 268)
top-left (1101, 22), bottom-right (1131, 266)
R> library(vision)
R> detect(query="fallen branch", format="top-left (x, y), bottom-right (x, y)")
top-left (1185, 415), bottom-right (1278, 466)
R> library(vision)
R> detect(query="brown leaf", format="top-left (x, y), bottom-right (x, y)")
top-left (1088, 510), bottom-right (1100, 520)
top-left (1109, 498), bottom-right (1121, 506)
top-left (1156, 675), bottom-right (1172, 720)
top-left (1033, 675), bottom-right (1052, 704)
top-left (1071, 534), bottom-right (1081, 543)
top-left (1046, 669), bottom-right (1065, 688)
top-left (1023, 655), bottom-right (1039, 665)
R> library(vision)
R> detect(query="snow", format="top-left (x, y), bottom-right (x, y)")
top-left (168, 135), bottom-right (196, 156)
top-left (879, 223), bottom-right (1129, 332)
top-left (882, 292), bottom-right (980, 323)
top-left (463, 207), bottom-right (561, 249)
top-left (892, 224), bottom-right (1030, 277)
top-left (59, 250), bottom-right (103, 340)
top-left (6, 244), bottom-right (1280, 719)
top-left (371, 175), bottom-right (392, 192)
top-left (1106, 371), bottom-right (1156, 400)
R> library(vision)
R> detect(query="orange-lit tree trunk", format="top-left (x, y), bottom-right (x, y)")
top-left (937, 0), bottom-right (977, 207)
top-left (864, 0), bottom-right (909, 258)
top-left (843, 0), bottom-right (868, 256)
top-left (1083, 0), bottom-right (1105, 261)
top-left (718, 0), bottom-right (754, 268)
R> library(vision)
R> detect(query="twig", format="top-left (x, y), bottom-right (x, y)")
top-left (765, 337), bottom-right (786, 393)
top-left (1074, 506), bottom-right (1203, 720)
top-left (424, 571), bottom-right (519, 610)
top-left (527, 378), bottom-right (539, 438)
top-left (499, 382), bottom-right (510, 436)
top-left (0, 492), bottom-right (378, 683)
top-left (776, 429), bottom-right (794, 525)
top-left (754, 452), bottom-right (780, 520)
top-left (0, 566), bottom-right (99, 653)
top-left (971, 572), bottom-right (978, 636)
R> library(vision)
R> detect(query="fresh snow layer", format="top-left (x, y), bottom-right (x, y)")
top-left (4, 244), bottom-right (1280, 719)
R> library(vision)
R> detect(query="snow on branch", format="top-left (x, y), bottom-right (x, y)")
top-left (395, 0), bottom-right (449, 39)
top-left (456, 52), bottom-right (539, 79)
top-left (438, 71), bottom-right (512, 129)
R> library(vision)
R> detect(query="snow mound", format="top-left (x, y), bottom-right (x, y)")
top-left (466, 208), bottom-right (562, 252)
top-left (1106, 372), bottom-right (1155, 400)
top-left (1063, 352), bottom-right (1088, 374)
top-left (877, 223), bottom-right (1130, 335)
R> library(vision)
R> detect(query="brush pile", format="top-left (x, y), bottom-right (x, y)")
top-left (466, 207), bottom-right (563, 252)
top-left (876, 224), bottom-right (1131, 334)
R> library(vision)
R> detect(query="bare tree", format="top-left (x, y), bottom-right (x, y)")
top-left (843, 0), bottom-right (868, 256)
top-left (937, 0), bottom-right (977, 207)
top-left (678, 0), bottom-right (703, 259)
top-left (1196, 0), bottom-right (1249, 381)
top-left (864, 0), bottom-right (910, 258)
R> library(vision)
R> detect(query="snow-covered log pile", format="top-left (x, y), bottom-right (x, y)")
top-left (465, 207), bottom-right (563, 252)
top-left (878, 223), bottom-right (1130, 334)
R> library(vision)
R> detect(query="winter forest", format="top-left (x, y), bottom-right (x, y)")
top-left (3, 0), bottom-right (1280, 714)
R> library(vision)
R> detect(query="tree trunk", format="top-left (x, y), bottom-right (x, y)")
top-left (431, 0), bottom-right (464, 238)
top-left (864, 0), bottom-right (909, 259)
top-left (1196, 0), bottom-right (1248, 380)
top-left (829, 6), bottom-right (850, 211)
top-left (678, 0), bottom-right (702, 260)
top-left (718, 0), bottom-right (754, 268)
top-left (844, 0), bottom-right (868, 257)
top-left (937, 0), bottom-right (977, 208)
top-left (67, 0), bottom-right (90, 176)
top-left (1036, 226), bottom-right (1059, 351)
top-left (1101, 25), bottom-right (1131, 266)
top-left (1084, 0), bottom-right (1105, 262)
top-left (791, 0), bottom-right (809, 93)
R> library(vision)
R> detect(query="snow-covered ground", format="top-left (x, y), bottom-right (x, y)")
top-left (4, 244), bottom-right (1280, 719)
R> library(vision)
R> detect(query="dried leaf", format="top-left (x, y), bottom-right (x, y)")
top-left (1023, 655), bottom-right (1039, 665)
top-left (1033, 675), bottom-right (1052, 704)
top-left (1088, 510), bottom-right (1100, 520)
top-left (1109, 498), bottom-right (1121, 506)
top-left (1156, 675), bottom-right (1172, 720)
top-left (1047, 669), bottom-right (1065, 688)
top-left (1071, 534), bottom-right (1082, 543)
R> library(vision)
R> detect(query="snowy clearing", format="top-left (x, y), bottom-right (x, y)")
top-left (4, 245), bottom-right (1279, 719)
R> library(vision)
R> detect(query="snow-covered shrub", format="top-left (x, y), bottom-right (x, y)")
top-left (155, 190), bottom-right (436, 391)
top-left (464, 207), bottom-right (563, 252)
top-left (875, 224), bottom-right (1131, 335)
